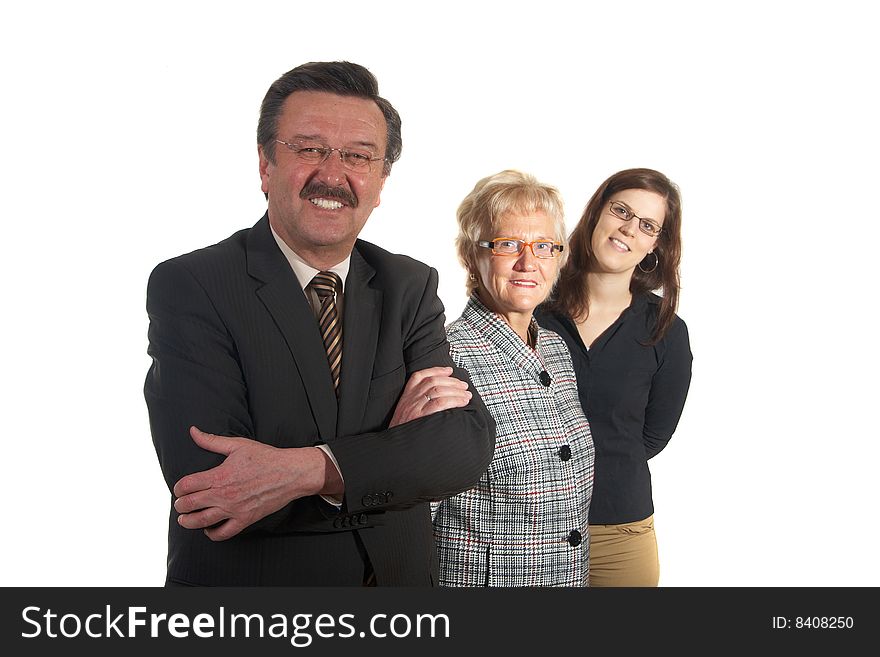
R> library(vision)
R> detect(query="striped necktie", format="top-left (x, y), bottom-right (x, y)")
top-left (309, 271), bottom-right (343, 396)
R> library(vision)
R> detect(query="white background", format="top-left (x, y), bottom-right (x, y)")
top-left (2, 0), bottom-right (877, 587)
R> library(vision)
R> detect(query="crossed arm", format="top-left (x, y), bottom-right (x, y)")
top-left (173, 367), bottom-right (472, 541)
top-left (146, 257), bottom-right (493, 542)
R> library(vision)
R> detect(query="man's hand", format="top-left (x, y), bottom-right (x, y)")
top-left (389, 366), bottom-right (472, 428)
top-left (173, 426), bottom-right (342, 541)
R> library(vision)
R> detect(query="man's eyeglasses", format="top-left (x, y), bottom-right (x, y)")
top-left (275, 140), bottom-right (386, 173)
top-left (477, 238), bottom-right (564, 259)
top-left (608, 201), bottom-right (663, 237)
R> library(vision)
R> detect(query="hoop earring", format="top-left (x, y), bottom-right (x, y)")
top-left (638, 252), bottom-right (659, 273)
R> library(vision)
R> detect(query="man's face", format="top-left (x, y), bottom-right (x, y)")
top-left (259, 91), bottom-right (388, 264)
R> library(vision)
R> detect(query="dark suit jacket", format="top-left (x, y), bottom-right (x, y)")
top-left (144, 214), bottom-right (495, 586)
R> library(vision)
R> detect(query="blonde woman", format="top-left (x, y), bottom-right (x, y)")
top-left (432, 170), bottom-right (594, 587)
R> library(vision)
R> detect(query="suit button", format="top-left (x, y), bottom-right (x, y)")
top-left (539, 371), bottom-right (552, 386)
top-left (558, 445), bottom-right (572, 461)
top-left (567, 530), bottom-right (582, 547)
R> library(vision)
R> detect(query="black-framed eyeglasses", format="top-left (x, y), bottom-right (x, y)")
top-left (477, 238), bottom-right (564, 259)
top-left (608, 200), bottom-right (663, 237)
top-left (275, 140), bottom-right (386, 173)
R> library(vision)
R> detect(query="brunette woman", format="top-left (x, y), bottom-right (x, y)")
top-left (535, 168), bottom-right (692, 587)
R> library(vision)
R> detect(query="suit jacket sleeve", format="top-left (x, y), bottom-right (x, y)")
top-left (145, 257), bottom-right (253, 487)
top-left (144, 257), bottom-right (327, 533)
top-left (329, 267), bottom-right (496, 515)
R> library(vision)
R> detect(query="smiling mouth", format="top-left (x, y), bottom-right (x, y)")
top-left (510, 280), bottom-right (538, 288)
top-left (310, 198), bottom-right (345, 210)
top-left (300, 181), bottom-right (358, 209)
top-left (610, 237), bottom-right (630, 252)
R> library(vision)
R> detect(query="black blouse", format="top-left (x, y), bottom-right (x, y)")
top-left (535, 293), bottom-right (692, 524)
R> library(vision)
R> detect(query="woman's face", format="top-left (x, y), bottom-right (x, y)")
top-left (590, 188), bottom-right (666, 276)
top-left (475, 209), bottom-right (560, 322)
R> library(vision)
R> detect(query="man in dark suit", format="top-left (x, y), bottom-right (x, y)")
top-left (144, 61), bottom-right (495, 586)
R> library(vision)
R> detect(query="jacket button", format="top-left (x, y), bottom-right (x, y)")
top-left (567, 529), bottom-right (582, 547)
top-left (558, 445), bottom-right (572, 461)
top-left (539, 371), bottom-right (552, 386)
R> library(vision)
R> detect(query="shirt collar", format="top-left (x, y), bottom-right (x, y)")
top-left (270, 225), bottom-right (350, 292)
top-left (462, 294), bottom-right (546, 369)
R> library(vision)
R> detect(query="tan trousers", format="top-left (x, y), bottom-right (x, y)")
top-left (588, 515), bottom-right (659, 587)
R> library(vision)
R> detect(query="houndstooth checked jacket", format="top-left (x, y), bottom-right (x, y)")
top-left (433, 295), bottom-right (595, 587)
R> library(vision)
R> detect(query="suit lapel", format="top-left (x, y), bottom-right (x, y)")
top-left (337, 245), bottom-right (381, 437)
top-left (246, 215), bottom-right (338, 440)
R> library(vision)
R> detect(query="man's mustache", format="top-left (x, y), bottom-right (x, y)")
top-left (300, 181), bottom-right (358, 208)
